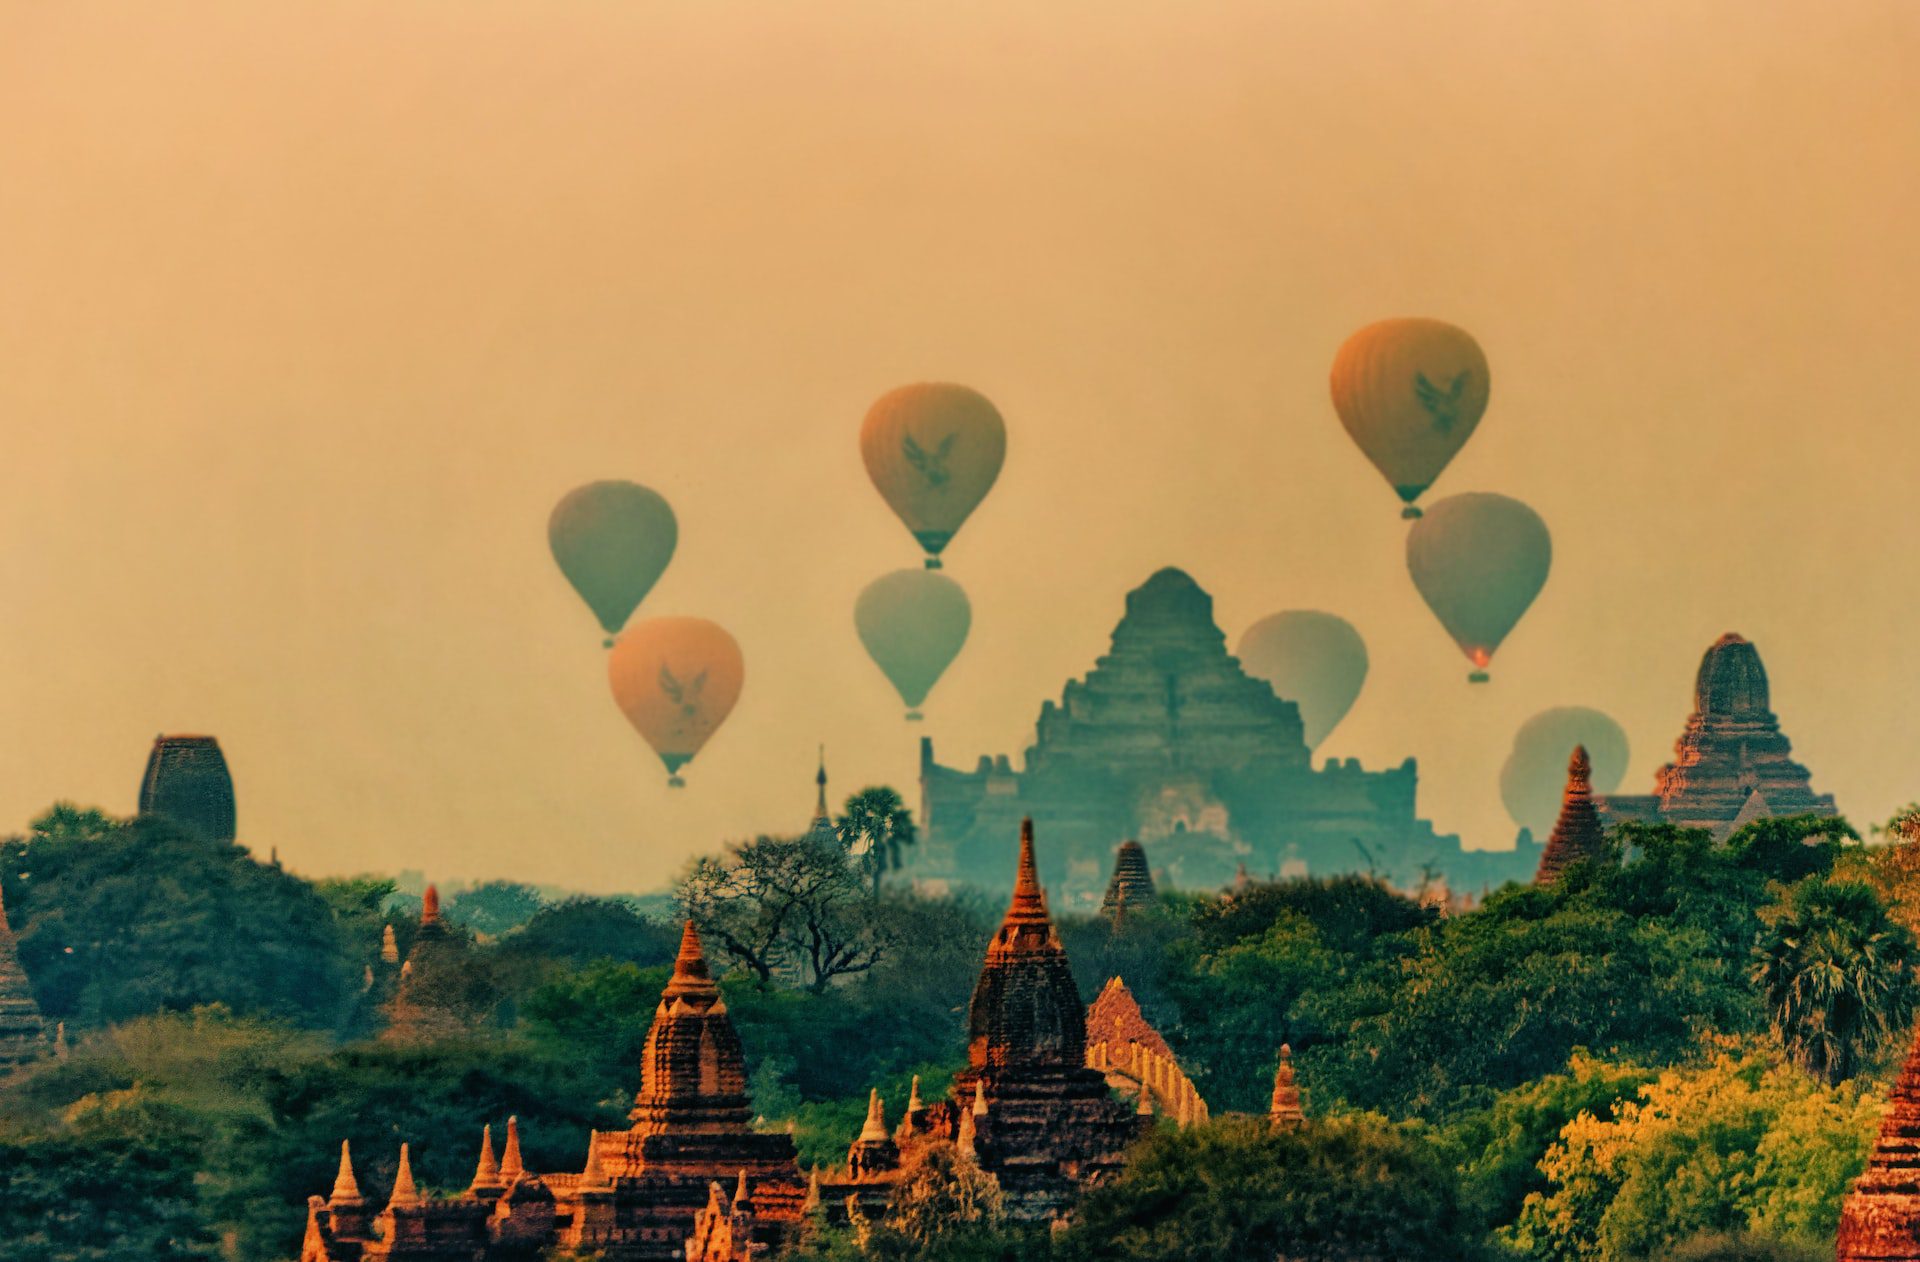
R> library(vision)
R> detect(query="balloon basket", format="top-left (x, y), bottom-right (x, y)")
top-left (1468, 671), bottom-right (1490, 684)
top-left (924, 557), bottom-right (942, 570)
top-left (603, 637), bottom-right (615, 649)
top-left (1401, 505), bottom-right (1424, 520)
top-left (905, 710), bottom-right (924, 721)
top-left (666, 775), bottom-right (687, 788)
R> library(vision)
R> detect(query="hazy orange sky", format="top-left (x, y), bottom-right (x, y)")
top-left (2, 2), bottom-right (1916, 892)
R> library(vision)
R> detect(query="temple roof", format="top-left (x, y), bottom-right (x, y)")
top-left (1099, 841), bottom-right (1156, 918)
top-left (1534, 746), bottom-right (1607, 885)
top-left (628, 920), bottom-right (753, 1135)
top-left (966, 820), bottom-right (1088, 1073)
top-left (137, 733), bottom-right (237, 843)
top-left (1694, 632), bottom-right (1770, 717)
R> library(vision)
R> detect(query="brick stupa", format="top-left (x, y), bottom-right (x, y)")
top-left (1599, 633), bottom-right (1836, 839)
top-left (1837, 1021), bottom-right (1920, 1259)
top-left (0, 885), bottom-right (47, 1074)
top-left (1098, 840), bottom-right (1156, 919)
top-left (1534, 746), bottom-right (1607, 885)
top-left (301, 921), bottom-right (806, 1261)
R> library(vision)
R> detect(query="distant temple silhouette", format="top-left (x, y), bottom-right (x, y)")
top-left (1597, 632), bottom-right (1837, 838)
top-left (916, 567), bottom-right (1532, 900)
top-left (138, 734), bottom-right (237, 843)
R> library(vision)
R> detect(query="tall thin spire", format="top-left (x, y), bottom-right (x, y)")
top-left (380, 924), bottom-right (399, 965)
top-left (1269, 1044), bottom-right (1306, 1130)
top-left (469, 1124), bottom-right (499, 1190)
top-left (1535, 746), bottom-right (1607, 886)
top-left (500, 1115), bottom-right (523, 1179)
top-left (420, 885), bottom-right (441, 927)
top-left (734, 1168), bottom-right (750, 1207)
top-left (1006, 818), bottom-right (1049, 925)
top-left (329, 1140), bottom-right (363, 1203)
top-left (387, 1143), bottom-right (420, 1207)
top-left (858, 1088), bottom-right (888, 1142)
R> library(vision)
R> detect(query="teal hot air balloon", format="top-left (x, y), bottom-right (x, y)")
top-left (1236, 612), bottom-right (1369, 750)
top-left (549, 481), bottom-right (678, 647)
top-left (855, 569), bottom-right (971, 719)
top-left (1500, 707), bottom-right (1630, 836)
top-left (1405, 492), bottom-right (1551, 683)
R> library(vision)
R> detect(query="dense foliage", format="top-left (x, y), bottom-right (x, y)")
top-left (1, 803), bottom-right (1916, 1262)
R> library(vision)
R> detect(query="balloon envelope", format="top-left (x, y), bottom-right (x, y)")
top-left (1330, 319), bottom-right (1490, 514)
top-left (1235, 611), bottom-right (1369, 749)
top-left (860, 383), bottom-right (1006, 564)
top-left (1405, 492), bottom-right (1551, 680)
top-left (607, 616), bottom-right (743, 784)
top-left (855, 569), bottom-right (972, 716)
top-left (549, 481), bottom-right (678, 641)
top-left (1500, 708), bottom-right (1631, 835)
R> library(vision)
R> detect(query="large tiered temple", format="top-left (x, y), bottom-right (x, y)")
top-left (1839, 1020), bottom-right (1920, 1260)
top-left (1598, 632), bottom-right (1837, 839)
top-left (917, 567), bottom-right (1531, 901)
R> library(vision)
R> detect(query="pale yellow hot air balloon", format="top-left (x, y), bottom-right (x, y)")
top-left (607, 617), bottom-right (744, 786)
top-left (860, 384), bottom-right (1007, 567)
top-left (1331, 319), bottom-right (1490, 517)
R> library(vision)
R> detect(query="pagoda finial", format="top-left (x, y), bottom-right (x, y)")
top-left (972, 1078), bottom-right (988, 1117)
top-left (1270, 1044), bottom-right (1306, 1130)
top-left (500, 1115), bottom-right (523, 1178)
top-left (665, 920), bottom-right (719, 998)
top-left (1001, 818), bottom-right (1049, 926)
top-left (469, 1124), bottom-right (499, 1189)
top-left (329, 1140), bottom-right (363, 1203)
top-left (803, 1168), bottom-right (821, 1212)
top-left (420, 885), bottom-right (440, 927)
top-left (734, 1168), bottom-right (750, 1208)
top-left (906, 1074), bottom-right (923, 1114)
top-left (581, 1130), bottom-right (608, 1187)
top-left (707, 1180), bottom-right (728, 1214)
top-left (388, 1143), bottom-right (420, 1207)
top-left (54, 1021), bottom-right (69, 1060)
top-left (380, 924), bottom-right (399, 964)
top-left (1535, 745), bottom-right (1608, 887)
top-left (858, 1088), bottom-right (888, 1142)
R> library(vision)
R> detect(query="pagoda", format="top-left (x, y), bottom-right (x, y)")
top-left (1599, 633), bottom-right (1836, 839)
top-left (1098, 841), bottom-right (1156, 918)
top-left (1837, 1020), bottom-right (1920, 1259)
top-left (918, 568), bottom-right (1515, 900)
top-left (138, 734), bottom-right (237, 843)
top-left (300, 921), bottom-right (806, 1261)
top-left (0, 885), bottom-right (48, 1075)
top-left (1534, 747), bottom-right (1608, 885)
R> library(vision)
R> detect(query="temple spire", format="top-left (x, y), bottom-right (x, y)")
top-left (380, 924), bottom-right (399, 964)
top-left (858, 1089), bottom-right (888, 1142)
top-left (388, 1143), bottom-right (420, 1207)
top-left (500, 1115), bottom-right (523, 1179)
top-left (1269, 1044), bottom-right (1305, 1129)
top-left (420, 885), bottom-right (440, 927)
top-left (1009, 819), bottom-right (1047, 922)
top-left (329, 1140), bottom-right (363, 1203)
top-left (469, 1124), bottom-right (499, 1190)
top-left (1535, 746), bottom-right (1607, 886)
top-left (734, 1168), bottom-right (750, 1206)
top-left (906, 1074), bottom-right (923, 1114)
top-left (1838, 1018), bottom-right (1920, 1258)
top-left (665, 920), bottom-right (719, 1000)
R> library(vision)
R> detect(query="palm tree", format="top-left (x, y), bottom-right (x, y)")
top-left (1752, 878), bottom-right (1919, 1085)
top-left (834, 786), bottom-right (917, 893)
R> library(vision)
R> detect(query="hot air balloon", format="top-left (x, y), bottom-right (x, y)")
top-left (549, 481), bottom-right (678, 647)
top-left (1405, 492), bottom-right (1551, 682)
top-left (1330, 319), bottom-right (1490, 518)
top-left (855, 569), bottom-right (971, 720)
top-left (860, 383), bottom-right (1006, 568)
top-left (1235, 612), bottom-right (1369, 750)
top-left (607, 616), bottom-right (743, 786)
top-left (1500, 707), bottom-right (1630, 836)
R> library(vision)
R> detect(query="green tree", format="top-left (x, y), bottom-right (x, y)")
top-left (835, 786), bottom-right (917, 892)
top-left (1752, 877), bottom-right (1918, 1085)
top-left (444, 881), bottom-right (547, 936)
top-left (679, 835), bottom-right (895, 992)
top-left (1057, 1114), bottom-right (1486, 1262)
top-left (0, 812), bottom-right (361, 1031)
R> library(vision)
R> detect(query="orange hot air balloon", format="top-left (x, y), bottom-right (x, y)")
top-left (1330, 319), bottom-right (1490, 518)
top-left (860, 383), bottom-right (1007, 567)
top-left (1405, 492), bottom-right (1551, 683)
top-left (607, 617), bottom-right (744, 787)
